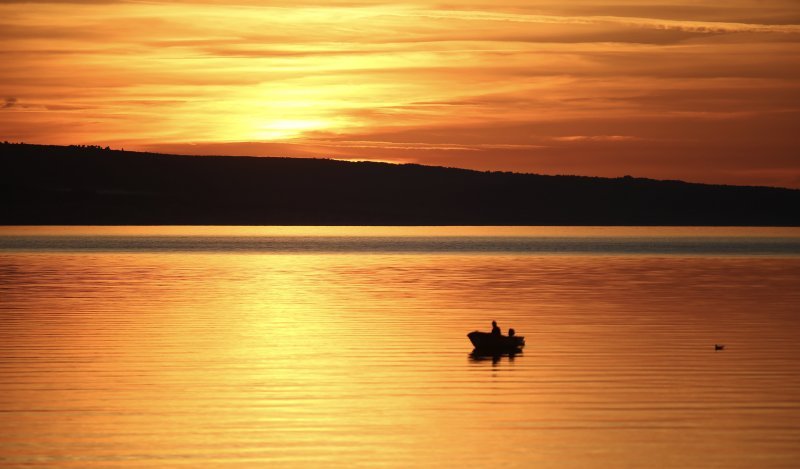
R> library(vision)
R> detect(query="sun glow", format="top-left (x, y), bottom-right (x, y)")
top-left (255, 119), bottom-right (333, 140)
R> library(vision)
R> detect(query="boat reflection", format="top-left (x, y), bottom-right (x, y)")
top-left (468, 348), bottom-right (522, 364)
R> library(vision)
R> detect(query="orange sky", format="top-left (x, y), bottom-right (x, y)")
top-left (1, 0), bottom-right (799, 187)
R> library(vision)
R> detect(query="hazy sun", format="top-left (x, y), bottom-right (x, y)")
top-left (254, 119), bottom-right (331, 140)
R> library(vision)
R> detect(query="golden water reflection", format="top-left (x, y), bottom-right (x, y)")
top-left (1, 247), bottom-right (799, 467)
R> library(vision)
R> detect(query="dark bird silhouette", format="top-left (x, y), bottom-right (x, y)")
top-left (714, 344), bottom-right (725, 351)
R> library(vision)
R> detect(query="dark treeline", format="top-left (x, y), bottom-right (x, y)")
top-left (1, 142), bottom-right (798, 225)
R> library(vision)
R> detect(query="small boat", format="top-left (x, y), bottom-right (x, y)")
top-left (467, 331), bottom-right (525, 352)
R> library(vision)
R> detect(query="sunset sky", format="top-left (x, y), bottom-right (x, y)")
top-left (1, 0), bottom-right (799, 187)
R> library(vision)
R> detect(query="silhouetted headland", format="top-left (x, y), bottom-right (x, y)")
top-left (2, 142), bottom-right (799, 225)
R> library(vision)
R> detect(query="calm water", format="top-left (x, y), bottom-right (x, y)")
top-left (1, 227), bottom-right (799, 468)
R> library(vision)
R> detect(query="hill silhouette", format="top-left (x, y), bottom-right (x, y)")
top-left (1, 142), bottom-right (798, 225)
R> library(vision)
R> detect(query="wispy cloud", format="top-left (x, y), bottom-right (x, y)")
top-left (1, 97), bottom-right (17, 109)
top-left (552, 135), bottom-right (641, 142)
top-left (402, 9), bottom-right (800, 34)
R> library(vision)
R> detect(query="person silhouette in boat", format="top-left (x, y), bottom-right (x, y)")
top-left (491, 320), bottom-right (501, 335)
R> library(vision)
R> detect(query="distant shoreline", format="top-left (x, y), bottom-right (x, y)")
top-left (3, 143), bottom-right (799, 226)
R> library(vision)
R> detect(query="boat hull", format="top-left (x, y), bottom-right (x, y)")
top-left (467, 331), bottom-right (525, 352)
